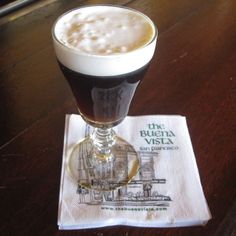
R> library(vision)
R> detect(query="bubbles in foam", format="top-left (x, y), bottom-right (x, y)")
top-left (54, 6), bottom-right (155, 55)
top-left (53, 6), bottom-right (157, 76)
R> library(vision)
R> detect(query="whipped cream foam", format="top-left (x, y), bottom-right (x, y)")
top-left (53, 5), bottom-right (157, 76)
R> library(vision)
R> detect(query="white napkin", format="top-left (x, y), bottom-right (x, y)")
top-left (58, 114), bottom-right (211, 229)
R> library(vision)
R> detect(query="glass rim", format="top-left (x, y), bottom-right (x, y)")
top-left (51, 4), bottom-right (158, 58)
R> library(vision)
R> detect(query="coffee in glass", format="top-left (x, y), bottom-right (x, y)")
top-left (52, 5), bottom-right (157, 191)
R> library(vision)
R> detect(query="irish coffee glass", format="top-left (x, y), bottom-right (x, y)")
top-left (52, 5), bottom-right (157, 191)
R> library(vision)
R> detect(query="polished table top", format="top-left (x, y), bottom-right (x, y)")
top-left (0, 0), bottom-right (235, 235)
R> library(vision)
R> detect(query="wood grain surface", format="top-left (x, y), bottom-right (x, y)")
top-left (0, 0), bottom-right (235, 235)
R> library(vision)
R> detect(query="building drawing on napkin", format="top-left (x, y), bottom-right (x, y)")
top-left (76, 124), bottom-right (171, 208)
top-left (76, 151), bottom-right (171, 208)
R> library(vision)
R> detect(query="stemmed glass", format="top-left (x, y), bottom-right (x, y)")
top-left (52, 5), bottom-right (157, 191)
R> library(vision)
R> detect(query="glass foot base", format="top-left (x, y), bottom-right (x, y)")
top-left (67, 136), bottom-right (140, 191)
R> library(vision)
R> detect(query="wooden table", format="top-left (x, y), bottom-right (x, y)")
top-left (0, 0), bottom-right (235, 235)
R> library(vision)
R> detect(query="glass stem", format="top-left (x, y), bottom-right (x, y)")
top-left (91, 128), bottom-right (116, 161)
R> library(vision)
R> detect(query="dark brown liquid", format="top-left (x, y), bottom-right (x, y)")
top-left (59, 62), bottom-right (149, 126)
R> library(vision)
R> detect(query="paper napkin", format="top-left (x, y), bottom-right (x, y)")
top-left (58, 114), bottom-right (211, 229)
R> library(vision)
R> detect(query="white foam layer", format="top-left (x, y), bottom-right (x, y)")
top-left (53, 6), bottom-right (157, 76)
